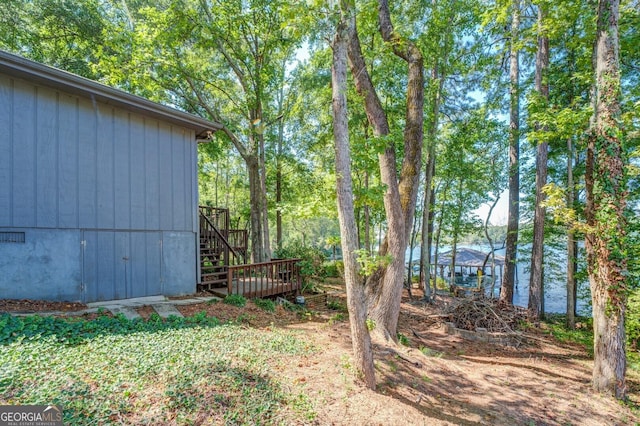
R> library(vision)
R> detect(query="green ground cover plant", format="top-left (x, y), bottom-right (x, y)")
top-left (253, 298), bottom-right (276, 312)
top-left (0, 313), bottom-right (316, 424)
top-left (543, 314), bottom-right (594, 355)
top-left (223, 294), bottom-right (247, 307)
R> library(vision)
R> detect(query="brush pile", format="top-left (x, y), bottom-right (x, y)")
top-left (443, 298), bottom-right (528, 333)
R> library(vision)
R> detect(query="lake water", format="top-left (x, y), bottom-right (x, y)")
top-left (407, 244), bottom-right (590, 315)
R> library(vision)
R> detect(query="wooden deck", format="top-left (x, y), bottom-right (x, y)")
top-left (205, 258), bottom-right (302, 299)
top-left (208, 277), bottom-right (299, 299)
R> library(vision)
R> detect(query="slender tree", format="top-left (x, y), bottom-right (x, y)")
top-left (331, 1), bottom-right (376, 389)
top-left (566, 137), bottom-right (578, 329)
top-left (500, 0), bottom-right (521, 305)
top-left (528, 1), bottom-right (550, 320)
top-left (420, 0), bottom-right (449, 302)
top-left (586, 0), bottom-right (628, 399)
top-left (342, 0), bottom-right (424, 341)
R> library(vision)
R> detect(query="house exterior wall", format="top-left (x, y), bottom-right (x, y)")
top-left (0, 73), bottom-right (198, 302)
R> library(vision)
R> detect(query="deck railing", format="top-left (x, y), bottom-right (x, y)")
top-left (199, 212), bottom-right (244, 266)
top-left (227, 229), bottom-right (248, 263)
top-left (227, 258), bottom-right (301, 299)
top-left (199, 206), bottom-right (230, 232)
top-left (199, 206), bottom-right (248, 265)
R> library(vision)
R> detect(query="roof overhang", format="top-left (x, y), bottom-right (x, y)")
top-left (0, 50), bottom-right (222, 139)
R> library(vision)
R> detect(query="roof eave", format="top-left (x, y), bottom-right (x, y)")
top-left (0, 50), bottom-right (222, 138)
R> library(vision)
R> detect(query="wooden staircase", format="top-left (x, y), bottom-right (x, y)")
top-left (198, 206), bottom-right (248, 291)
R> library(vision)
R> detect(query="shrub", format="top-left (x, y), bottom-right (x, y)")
top-left (223, 294), bottom-right (247, 307)
top-left (335, 260), bottom-right (344, 278)
top-left (326, 300), bottom-right (346, 311)
top-left (322, 261), bottom-right (340, 278)
top-left (627, 288), bottom-right (640, 351)
top-left (253, 298), bottom-right (276, 312)
top-left (435, 277), bottom-right (448, 290)
top-left (397, 333), bottom-right (410, 346)
top-left (274, 241), bottom-right (326, 282)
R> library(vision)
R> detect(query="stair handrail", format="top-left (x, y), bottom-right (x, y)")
top-left (200, 212), bottom-right (244, 264)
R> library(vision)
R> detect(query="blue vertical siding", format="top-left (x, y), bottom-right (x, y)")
top-left (12, 80), bottom-right (36, 227)
top-left (78, 97), bottom-right (98, 228)
top-left (36, 86), bottom-right (58, 228)
top-left (190, 134), bottom-right (199, 233)
top-left (0, 75), bottom-right (12, 225)
top-left (113, 108), bottom-right (131, 230)
top-left (0, 229), bottom-right (81, 300)
top-left (130, 114), bottom-right (146, 230)
top-left (58, 93), bottom-right (79, 228)
top-left (0, 74), bottom-right (200, 302)
top-left (172, 126), bottom-right (186, 231)
top-left (96, 104), bottom-right (115, 229)
top-left (0, 102), bottom-right (200, 234)
top-left (144, 120), bottom-right (160, 230)
top-left (158, 123), bottom-right (173, 230)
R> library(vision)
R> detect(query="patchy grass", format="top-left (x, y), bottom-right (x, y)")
top-left (326, 300), bottom-right (346, 312)
top-left (542, 314), bottom-right (594, 355)
top-left (0, 313), bottom-right (316, 424)
top-left (223, 294), bottom-right (247, 307)
top-left (253, 298), bottom-right (276, 313)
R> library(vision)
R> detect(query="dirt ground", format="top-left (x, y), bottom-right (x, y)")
top-left (2, 289), bottom-right (638, 425)
top-left (175, 290), bottom-right (640, 425)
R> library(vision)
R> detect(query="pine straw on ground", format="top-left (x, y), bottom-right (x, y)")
top-left (0, 298), bottom-right (87, 313)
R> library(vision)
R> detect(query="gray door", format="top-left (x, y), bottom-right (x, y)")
top-left (82, 230), bottom-right (162, 302)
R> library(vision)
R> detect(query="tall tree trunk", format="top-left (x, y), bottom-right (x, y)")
top-left (420, 0), bottom-right (452, 302)
top-left (364, 122), bottom-right (372, 253)
top-left (450, 238), bottom-right (458, 290)
top-left (214, 121), bottom-right (270, 264)
top-left (564, 29), bottom-right (579, 329)
top-left (276, 159), bottom-right (282, 250)
top-left (566, 138), bottom-right (577, 329)
top-left (586, 0), bottom-right (627, 399)
top-left (364, 170), bottom-right (371, 253)
top-left (528, 3), bottom-right (549, 320)
top-left (499, 0), bottom-right (520, 305)
top-left (407, 212), bottom-right (420, 298)
top-left (343, 0), bottom-right (424, 342)
top-left (275, 82), bottom-right (285, 251)
top-left (420, 157), bottom-right (436, 301)
top-left (247, 155), bottom-right (265, 263)
top-left (421, 66), bottom-right (442, 302)
top-left (258, 132), bottom-right (271, 259)
top-left (432, 179), bottom-right (450, 294)
top-left (483, 195), bottom-right (500, 297)
top-left (331, 9), bottom-right (376, 389)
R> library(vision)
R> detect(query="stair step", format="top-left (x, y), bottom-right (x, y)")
top-left (201, 270), bottom-right (226, 275)
top-left (202, 271), bottom-right (227, 279)
top-left (199, 278), bottom-right (228, 287)
top-left (202, 267), bottom-right (227, 274)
